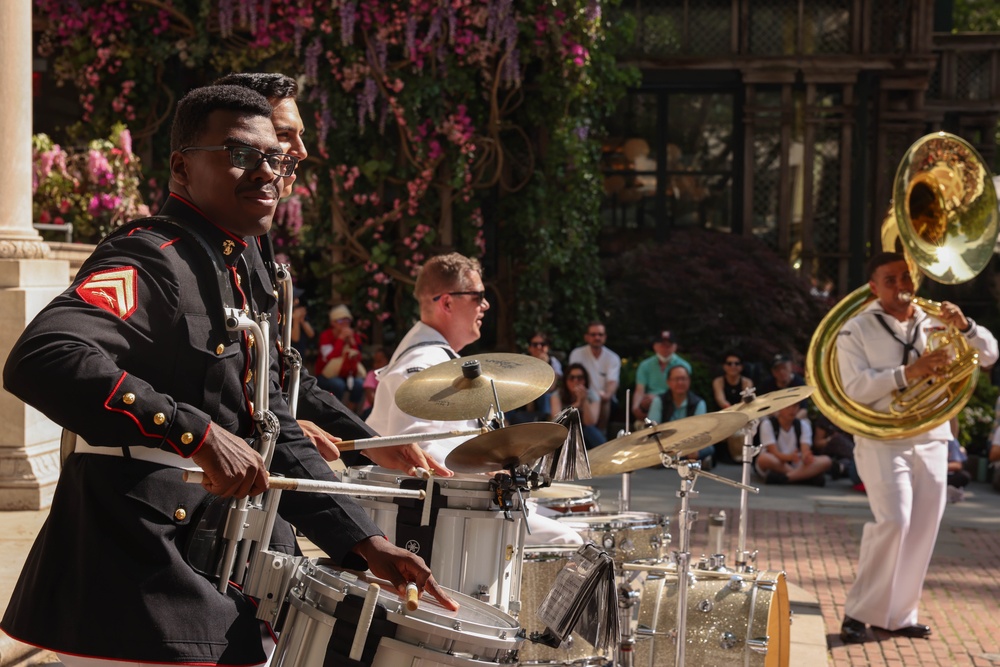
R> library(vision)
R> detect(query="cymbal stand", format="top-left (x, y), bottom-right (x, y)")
top-left (620, 389), bottom-right (632, 512)
top-left (734, 390), bottom-right (763, 573)
top-left (658, 448), bottom-right (757, 667)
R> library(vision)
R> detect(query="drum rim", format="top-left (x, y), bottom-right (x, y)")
top-left (554, 510), bottom-right (666, 530)
top-left (303, 564), bottom-right (521, 643)
top-left (347, 465), bottom-right (493, 491)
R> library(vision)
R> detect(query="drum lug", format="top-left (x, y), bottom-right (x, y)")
top-left (719, 631), bottom-right (739, 650)
top-left (474, 584), bottom-right (491, 602)
top-left (602, 533), bottom-right (615, 550)
top-left (696, 599), bottom-right (713, 613)
top-left (619, 537), bottom-right (636, 555)
top-left (727, 575), bottom-right (745, 591)
top-left (747, 637), bottom-right (770, 654)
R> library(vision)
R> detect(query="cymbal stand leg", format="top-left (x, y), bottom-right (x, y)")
top-left (735, 420), bottom-right (761, 573)
top-left (672, 461), bottom-right (699, 667)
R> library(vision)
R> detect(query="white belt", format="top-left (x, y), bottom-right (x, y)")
top-left (71, 433), bottom-right (203, 471)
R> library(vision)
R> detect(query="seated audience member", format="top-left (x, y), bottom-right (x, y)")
top-left (758, 353), bottom-right (808, 417)
top-left (632, 330), bottom-right (690, 421)
top-left (525, 332), bottom-right (563, 420)
top-left (568, 322), bottom-right (620, 433)
top-left (359, 347), bottom-right (390, 420)
top-left (712, 351), bottom-right (754, 409)
top-left (315, 304), bottom-right (365, 408)
top-left (712, 351), bottom-right (754, 463)
top-left (812, 414), bottom-right (862, 487)
top-left (551, 363), bottom-right (606, 450)
top-left (755, 404), bottom-right (831, 485)
top-left (947, 438), bottom-right (971, 503)
top-left (649, 365), bottom-right (713, 467)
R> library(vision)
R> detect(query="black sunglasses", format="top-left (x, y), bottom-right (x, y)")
top-left (432, 290), bottom-right (487, 304)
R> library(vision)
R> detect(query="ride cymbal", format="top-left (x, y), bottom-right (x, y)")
top-left (588, 412), bottom-right (749, 477)
top-left (724, 386), bottom-right (814, 419)
top-left (395, 353), bottom-right (555, 421)
top-left (445, 422), bottom-right (569, 473)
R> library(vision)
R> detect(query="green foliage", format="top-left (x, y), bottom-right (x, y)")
top-left (35, 0), bottom-right (637, 346)
top-left (953, 0), bottom-right (1000, 31)
top-left (603, 229), bottom-right (828, 366)
top-left (957, 373), bottom-right (998, 456)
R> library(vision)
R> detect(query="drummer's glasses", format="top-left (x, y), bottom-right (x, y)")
top-left (181, 145), bottom-right (299, 177)
top-left (432, 290), bottom-right (488, 305)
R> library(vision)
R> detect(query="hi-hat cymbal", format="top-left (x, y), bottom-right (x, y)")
top-left (395, 353), bottom-right (555, 421)
top-left (588, 412), bottom-right (749, 477)
top-left (445, 422), bottom-right (569, 473)
top-left (724, 386), bottom-right (814, 418)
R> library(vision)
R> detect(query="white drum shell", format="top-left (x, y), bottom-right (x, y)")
top-left (274, 563), bottom-right (522, 667)
top-left (347, 466), bottom-right (525, 614)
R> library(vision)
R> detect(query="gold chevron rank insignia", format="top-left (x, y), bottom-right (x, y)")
top-left (76, 267), bottom-right (138, 320)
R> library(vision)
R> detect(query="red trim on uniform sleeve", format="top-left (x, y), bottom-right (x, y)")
top-left (160, 238), bottom-right (180, 249)
top-left (102, 372), bottom-right (164, 442)
top-left (186, 423), bottom-right (211, 458)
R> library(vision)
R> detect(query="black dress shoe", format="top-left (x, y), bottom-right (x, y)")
top-left (871, 624), bottom-right (932, 638)
top-left (840, 616), bottom-right (868, 644)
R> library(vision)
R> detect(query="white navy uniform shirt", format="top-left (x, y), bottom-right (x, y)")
top-left (837, 300), bottom-right (999, 444)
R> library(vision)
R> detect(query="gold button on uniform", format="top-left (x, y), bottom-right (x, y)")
top-left (245, 370), bottom-right (253, 384)
top-left (122, 393), bottom-right (136, 405)
top-left (174, 508), bottom-right (187, 521)
top-left (153, 413), bottom-right (166, 425)
top-left (236, 274), bottom-right (242, 286)
top-left (247, 333), bottom-right (255, 349)
top-left (181, 433), bottom-right (194, 445)
top-left (216, 344), bottom-right (225, 355)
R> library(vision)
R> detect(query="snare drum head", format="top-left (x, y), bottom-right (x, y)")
top-left (532, 483), bottom-right (595, 501)
top-left (306, 564), bottom-right (519, 643)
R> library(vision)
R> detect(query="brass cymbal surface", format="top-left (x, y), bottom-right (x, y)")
top-left (395, 353), bottom-right (555, 421)
top-left (724, 386), bottom-right (814, 419)
top-left (444, 422), bottom-right (569, 473)
top-left (588, 412), bottom-right (749, 476)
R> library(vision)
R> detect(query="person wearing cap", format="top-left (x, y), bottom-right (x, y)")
top-left (632, 330), bottom-right (692, 423)
top-left (315, 304), bottom-right (366, 409)
top-left (757, 353), bottom-right (806, 395)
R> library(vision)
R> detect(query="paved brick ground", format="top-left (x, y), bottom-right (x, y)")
top-left (674, 503), bottom-right (1000, 666)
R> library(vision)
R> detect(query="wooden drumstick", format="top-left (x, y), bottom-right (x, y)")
top-left (405, 582), bottom-right (419, 611)
top-left (182, 471), bottom-right (425, 499)
top-left (337, 428), bottom-right (488, 451)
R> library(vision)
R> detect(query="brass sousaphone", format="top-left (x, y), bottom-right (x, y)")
top-left (806, 132), bottom-right (999, 439)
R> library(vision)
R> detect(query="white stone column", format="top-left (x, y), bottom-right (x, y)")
top-left (0, 0), bottom-right (68, 510)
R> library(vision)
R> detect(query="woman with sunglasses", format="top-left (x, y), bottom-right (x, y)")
top-left (712, 351), bottom-right (754, 410)
top-left (551, 363), bottom-right (606, 449)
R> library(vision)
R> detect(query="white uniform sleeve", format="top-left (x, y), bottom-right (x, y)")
top-left (964, 319), bottom-right (999, 368)
top-left (836, 316), bottom-right (903, 406)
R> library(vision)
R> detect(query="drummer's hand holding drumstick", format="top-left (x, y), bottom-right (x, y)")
top-left (353, 535), bottom-right (460, 611)
top-left (297, 419), bottom-right (453, 478)
top-left (190, 424), bottom-right (269, 498)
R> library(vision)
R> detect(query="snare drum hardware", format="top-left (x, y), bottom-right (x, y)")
top-left (273, 563), bottom-right (522, 667)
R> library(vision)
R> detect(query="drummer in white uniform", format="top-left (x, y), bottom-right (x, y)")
top-left (837, 251), bottom-right (998, 643)
top-left (367, 252), bottom-right (582, 545)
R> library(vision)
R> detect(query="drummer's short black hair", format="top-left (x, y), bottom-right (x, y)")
top-left (213, 72), bottom-right (298, 101)
top-left (865, 251), bottom-right (905, 280)
top-left (170, 85), bottom-right (273, 152)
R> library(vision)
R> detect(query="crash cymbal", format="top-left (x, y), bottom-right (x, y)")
top-left (724, 385), bottom-right (814, 418)
top-left (445, 422), bottom-right (569, 473)
top-left (588, 412), bottom-right (749, 477)
top-left (395, 353), bottom-right (555, 421)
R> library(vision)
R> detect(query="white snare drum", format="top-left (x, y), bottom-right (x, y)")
top-left (631, 568), bottom-right (790, 667)
top-left (531, 483), bottom-right (601, 514)
top-left (274, 562), bottom-right (522, 667)
top-left (516, 546), bottom-right (611, 665)
top-left (554, 512), bottom-right (669, 564)
top-left (346, 466), bottom-right (525, 614)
